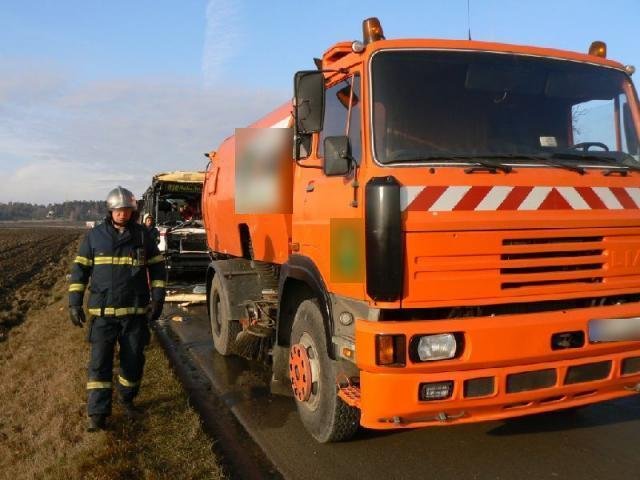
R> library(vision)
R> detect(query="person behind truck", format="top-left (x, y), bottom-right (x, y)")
top-left (68, 186), bottom-right (166, 432)
top-left (143, 213), bottom-right (160, 245)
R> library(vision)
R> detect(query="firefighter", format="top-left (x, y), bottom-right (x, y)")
top-left (143, 213), bottom-right (160, 245)
top-left (68, 186), bottom-right (166, 432)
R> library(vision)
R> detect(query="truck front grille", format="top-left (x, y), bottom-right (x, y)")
top-left (500, 235), bottom-right (605, 290)
top-left (403, 226), bottom-right (640, 305)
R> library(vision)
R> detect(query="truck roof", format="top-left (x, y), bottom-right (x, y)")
top-left (322, 38), bottom-right (627, 73)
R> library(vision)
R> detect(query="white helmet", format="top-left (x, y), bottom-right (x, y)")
top-left (106, 186), bottom-right (137, 211)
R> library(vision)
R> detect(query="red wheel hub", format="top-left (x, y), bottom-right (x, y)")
top-left (289, 343), bottom-right (313, 402)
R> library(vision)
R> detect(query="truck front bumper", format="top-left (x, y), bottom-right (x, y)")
top-left (354, 302), bottom-right (640, 429)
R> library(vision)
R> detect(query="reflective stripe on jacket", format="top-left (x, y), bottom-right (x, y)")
top-left (69, 217), bottom-right (166, 313)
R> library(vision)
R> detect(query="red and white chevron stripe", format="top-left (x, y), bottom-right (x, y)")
top-left (401, 186), bottom-right (640, 212)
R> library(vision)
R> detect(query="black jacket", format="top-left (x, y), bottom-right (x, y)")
top-left (146, 225), bottom-right (160, 245)
top-left (69, 217), bottom-right (166, 316)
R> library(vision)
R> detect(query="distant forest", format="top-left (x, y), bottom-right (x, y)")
top-left (0, 201), bottom-right (108, 221)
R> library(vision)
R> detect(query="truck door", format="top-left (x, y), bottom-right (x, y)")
top-left (296, 75), bottom-right (364, 292)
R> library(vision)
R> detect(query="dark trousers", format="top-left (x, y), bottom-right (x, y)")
top-left (86, 315), bottom-right (150, 416)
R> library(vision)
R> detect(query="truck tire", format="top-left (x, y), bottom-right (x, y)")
top-left (290, 299), bottom-right (360, 442)
top-left (209, 274), bottom-right (241, 356)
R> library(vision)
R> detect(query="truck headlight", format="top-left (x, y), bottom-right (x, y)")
top-left (415, 334), bottom-right (457, 361)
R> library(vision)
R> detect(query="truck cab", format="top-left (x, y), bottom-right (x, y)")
top-left (203, 18), bottom-right (640, 443)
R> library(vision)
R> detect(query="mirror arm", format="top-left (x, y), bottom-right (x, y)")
top-left (339, 148), bottom-right (357, 174)
top-left (350, 163), bottom-right (360, 208)
top-left (295, 155), bottom-right (323, 170)
top-left (318, 68), bottom-right (350, 75)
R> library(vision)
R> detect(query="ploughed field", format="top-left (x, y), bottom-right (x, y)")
top-left (0, 226), bottom-right (224, 478)
top-left (0, 227), bottom-right (82, 340)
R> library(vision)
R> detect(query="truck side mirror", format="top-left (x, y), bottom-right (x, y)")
top-left (323, 136), bottom-right (352, 176)
top-left (294, 71), bottom-right (325, 135)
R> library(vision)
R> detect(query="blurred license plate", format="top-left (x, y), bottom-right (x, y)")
top-left (588, 317), bottom-right (640, 342)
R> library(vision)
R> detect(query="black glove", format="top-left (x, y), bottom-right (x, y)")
top-left (69, 306), bottom-right (86, 327)
top-left (146, 300), bottom-right (164, 321)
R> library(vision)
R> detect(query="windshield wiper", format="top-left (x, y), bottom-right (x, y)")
top-left (461, 153), bottom-right (584, 175)
top-left (415, 154), bottom-right (513, 173)
top-left (551, 152), bottom-right (640, 174)
top-left (464, 160), bottom-right (513, 174)
top-left (618, 157), bottom-right (640, 173)
top-left (599, 156), bottom-right (640, 175)
top-left (523, 154), bottom-right (585, 175)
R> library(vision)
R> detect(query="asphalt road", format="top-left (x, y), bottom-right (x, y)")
top-left (164, 303), bottom-right (640, 480)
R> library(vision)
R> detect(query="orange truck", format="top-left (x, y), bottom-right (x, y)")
top-left (202, 18), bottom-right (640, 442)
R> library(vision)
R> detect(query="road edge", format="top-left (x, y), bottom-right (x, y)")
top-left (153, 320), bottom-right (282, 480)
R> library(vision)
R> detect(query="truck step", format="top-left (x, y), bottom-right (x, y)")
top-left (338, 385), bottom-right (361, 409)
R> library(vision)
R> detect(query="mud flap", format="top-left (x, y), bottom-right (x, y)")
top-left (270, 344), bottom-right (294, 396)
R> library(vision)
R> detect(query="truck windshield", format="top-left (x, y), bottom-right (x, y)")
top-left (371, 50), bottom-right (640, 166)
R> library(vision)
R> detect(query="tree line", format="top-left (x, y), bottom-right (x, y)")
top-left (0, 201), bottom-right (108, 221)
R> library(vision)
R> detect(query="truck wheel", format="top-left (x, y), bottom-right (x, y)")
top-left (209, 274), bottom-right (240, 356)
top-left (289, 299), bottom-right (360, 443)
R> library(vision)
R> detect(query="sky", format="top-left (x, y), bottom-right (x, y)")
top-left (0, 0), bottom-right (638, 203)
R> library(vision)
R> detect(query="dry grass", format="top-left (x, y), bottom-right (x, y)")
top-left (0, 233), bottom-right (224, 480)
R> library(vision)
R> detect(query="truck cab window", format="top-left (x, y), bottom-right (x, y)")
top-left (572, 99), bottom-right (615, 150)
top-left (318, 76), bottom-right (362, 164)
top-left (571, 93), bottom-right (640, 158)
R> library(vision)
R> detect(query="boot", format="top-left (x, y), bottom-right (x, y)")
top-left (121, 399), bottom-right (144, 419)
top-left (87, 414), bottom-right (107, 432)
